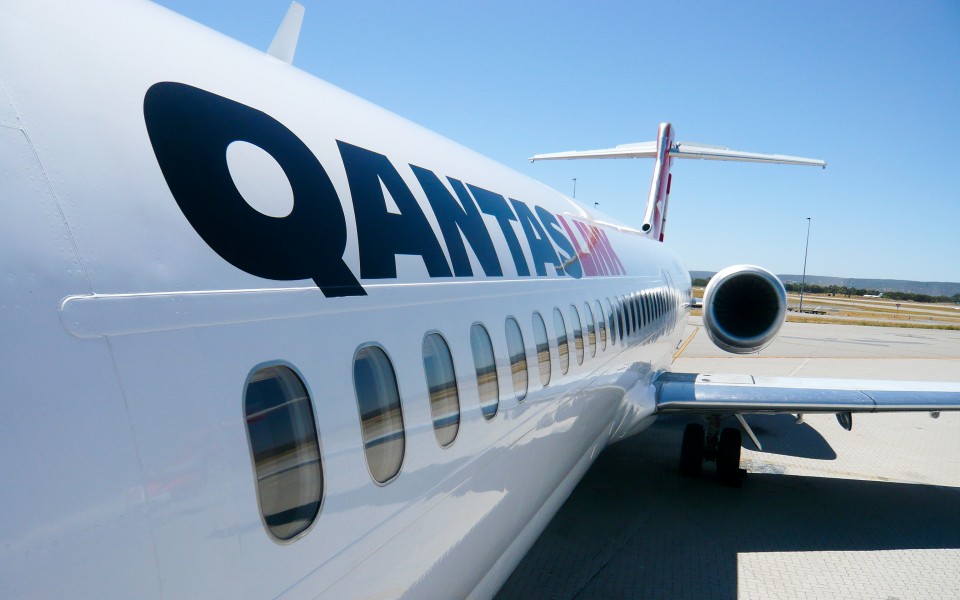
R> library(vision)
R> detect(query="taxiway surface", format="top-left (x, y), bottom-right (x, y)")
top-left (496, 320), bottom-right (960, 599)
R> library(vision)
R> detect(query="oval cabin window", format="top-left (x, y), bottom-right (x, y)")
top-left (595, 300), bottom-right (607, 350)
top-left (354, 346), bottom-right (405, 484)
top-left (606, 298), bottom-right (616, 346)
top-left (422, 333), bottom-right (460, 447)
top-left (532, 312), bottom-right (551, 387)
top-left (553, 308), bottom-right (570, 375)
top-left (584, 302), bottom-right (597, 357)
top-left (570, 305), bottom-right (584, 365)
top-left (505, 317), bottom-right (528, 401)
top-left (471, 323), bottom-right (500, 419)
top-left (244, 365), bottom-right (323, 541)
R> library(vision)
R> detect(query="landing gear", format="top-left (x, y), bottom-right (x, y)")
top-left (678, 418), bottom-right (745, 487)
top-left (680, 424), bottom-right (705, 477)
top-left (715, 427), bottom-right (743, 487)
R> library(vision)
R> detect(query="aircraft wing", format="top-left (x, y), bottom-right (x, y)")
top-left (655, 372), bottom-right (960, 414)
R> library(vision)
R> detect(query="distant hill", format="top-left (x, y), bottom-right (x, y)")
top-left (689, 271), bottom-right (960, 298)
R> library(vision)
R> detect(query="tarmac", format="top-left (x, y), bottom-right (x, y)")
top-left (496, 319), bottom-right (960, 600)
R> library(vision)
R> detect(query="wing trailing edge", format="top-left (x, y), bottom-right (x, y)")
top-left (655, 372), bottom-right (960, 414)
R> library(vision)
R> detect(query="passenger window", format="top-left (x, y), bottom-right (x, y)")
top-left (422, 333), bottom-right (460, 448)
top-left (505, 317), bottom-right (528, 400)
top-left (617, 298), bottom-right (625, 342)
top-left (620, 296), bottom-right (629, 335)
top-left (595, 300), bottom-right (607, 350)
top-left (638, 293), bottom-right (646, 330)
top-left (471, 324), bottom-right (500, 419)
top-left (532, 312), bottom-right (551, 387)
top-left (553, 308), bottom-right (570, 374)
top-left (570, 305), bottom-right (584, 365)
top-left (642, 293), bottom-right (649, 328)
top-left (584, 302), bottom-right (597, 357)
top-left (606, 298), bottom-right (617, 345)
top-left (245, 364), bottom-right (322, 541)
top-left (354, 347), bottom-right (405, 484)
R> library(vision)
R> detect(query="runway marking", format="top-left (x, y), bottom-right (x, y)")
top-left (673, 326), bottom-right (700, 359)
top-left (789, 358), bottom-right (811, 376)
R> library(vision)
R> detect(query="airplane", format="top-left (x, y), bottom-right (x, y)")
top-left (864, 292), bottom-right (884, 298)
top-left (1, 1), bottom-right (959, 598)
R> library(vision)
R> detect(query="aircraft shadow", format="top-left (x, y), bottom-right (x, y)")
top-left (496, 420), bottom-right (960, 600)
top-left (655, 413), bottom-right (838, 460)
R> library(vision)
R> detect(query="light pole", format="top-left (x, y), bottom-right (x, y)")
top-left (572, 178), bottom-right (577, 199)
top-left (798, 217), bottom-right (811, 313)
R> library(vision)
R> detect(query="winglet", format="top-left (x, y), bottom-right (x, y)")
top-left (267, 2), bottom-right (305, 64)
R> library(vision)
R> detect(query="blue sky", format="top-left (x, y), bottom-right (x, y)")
top-left (154, 1), bottom-right (959, 283)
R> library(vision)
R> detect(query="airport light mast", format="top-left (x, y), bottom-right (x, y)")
top-left (799, 217), bottom-right (811, 313)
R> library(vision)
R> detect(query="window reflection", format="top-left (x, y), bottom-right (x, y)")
top-left (532, 312), bottom-right (551, 387)
top-left (354, 346), bottom-right (405, 484)
top-left (584, 302), bottom-right (596, 357)
top-left (570, 305), bottom-right (584, 365)
top-left (617, 298), bottom-right (625, 340)
top-left (595, 300), bottom-right (607, 350)
top-left (553, 308), bottom-right (569, 374)
top-left (505, 317), bottom-right (528, 401)
top-left (606, 298), bottom-right (616, 346)
top-left (423, 333), bottom-right (460, 447)
top-left (245, 365), bottom-right (322, 541)
top-left (471, 324), bottom-right (499, 419)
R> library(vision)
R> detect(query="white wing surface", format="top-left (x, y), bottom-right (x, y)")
top-left (656, 372), bottom-right (960, 414)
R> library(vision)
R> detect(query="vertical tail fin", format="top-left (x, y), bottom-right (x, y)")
top-left (641, 123), bottom-right (674, 241)
top-left (266, 2), bottom-right (305, 64)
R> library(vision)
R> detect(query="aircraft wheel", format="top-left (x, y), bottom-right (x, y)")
top-left (679, 423), bottom-right (705, 477)
top-left (715, 427), bottom-right (743, 487)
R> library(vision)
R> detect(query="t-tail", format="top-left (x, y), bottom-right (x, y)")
top-left (530, 122), bottom-right (826, 242)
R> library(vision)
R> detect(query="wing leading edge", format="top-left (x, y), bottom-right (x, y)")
top-left (655, 372), bottom-right (960, 414)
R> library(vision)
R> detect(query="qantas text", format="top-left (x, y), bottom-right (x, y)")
top-left (144, 82), bottom-right (624, 297)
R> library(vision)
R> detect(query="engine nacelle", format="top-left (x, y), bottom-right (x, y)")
top-left (702, 265), bottom-right (787, 354)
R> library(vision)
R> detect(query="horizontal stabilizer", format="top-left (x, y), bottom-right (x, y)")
top-left (655, 372), bottom-right (960, 414)
top-left (531, 141), bottom-right (826, 168)
top-left (530, 142), bottom-right (658, 161)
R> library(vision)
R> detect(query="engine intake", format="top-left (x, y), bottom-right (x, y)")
top-left (702, 265), bottom-right (786, 354)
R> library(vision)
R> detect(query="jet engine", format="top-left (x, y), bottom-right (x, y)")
top-left (701, 265), bottom-right (787, 354)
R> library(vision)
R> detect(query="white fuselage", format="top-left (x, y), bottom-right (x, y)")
top-left (0, 1), bottom-right (690, 598)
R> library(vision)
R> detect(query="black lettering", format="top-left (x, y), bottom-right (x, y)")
top-left (142, 82), bottom-right (364, 297)
top-left (535, 206), bottom-right (582, 279)
top-left (468, 185), bottom-right (530, 277)
top-left (411, 166), bottom-right (502, 277)
top-left (338, 142), bottom-right (453, 280)
top-left (510, 199), bottom-right (562, 277)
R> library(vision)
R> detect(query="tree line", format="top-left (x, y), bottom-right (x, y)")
top-left (690, 277), bottom-right (960, 304)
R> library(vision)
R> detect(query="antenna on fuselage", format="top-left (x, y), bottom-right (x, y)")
top-left (267, 2), bottom-right (305, 64)
top-left (529, 123), bottom-right (826, 242)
